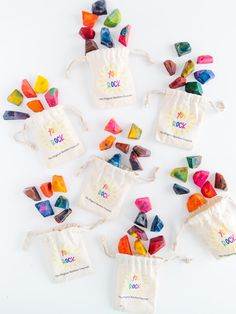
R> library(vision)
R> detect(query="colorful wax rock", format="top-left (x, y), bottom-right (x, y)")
top-left (129, 151), bottom-right (143, 171)
top-left (181, 60), bottom-right (195, 78)
top-left (128, 123), bottom-right (142, 139)
top-left (40, 182), bottom-right (53, 198)
top-left (175, 42), bottom-right (192, 57)
top-left (169, 77), bottom-right (186, 89)
top-left (79, 27), bottom-right (95, 40)
top-left (27, 100), bottom-right (44, 112)
top-left (104, 118), bottom-right (122, 134)
top-left (54, 208), bottom-right (72, 223)
top-left (186, 155), bottom-right (202, 169)
top-left (92, 0), bottom-right (107, 16)
top-left (3, 111), bottom-right (30, 120)
top-left (104, 9), bottom-right (121, 28)
top-left (55, 195), bottom-right (69, 209)
top-left (107, 153), bottom-right (121, 168)
top-left (101, 27), bottom-right (114, 48)
top-left (7, 89), bottom-right (23, 106)
top-left (135, 197), bottom-right (152, 213)
top-left (134, 239), bottom-right (147, 256)
top-left (201, 181), bottom-right (217, 198)
top-left (115, 142), bottom-right (130, 154)
top-left (127, 225), bottom-right (148, 241)
top-left (99, 135), bottom-right (116, 150)
top-left (21, 79), bottom-right (37, 98)
top-left (185, 82), bottom-right (203, 95)
top-left (24, 186), bottom-right (41, 201)
top-left (35, 200), bottom-right (54, 217)
top-left (118, 235), bottom-right (132, 255)
top-left (194, 70), bottom-right (215, 84)
top-left (148, 236), bottom-right (166, 255)
top-left (82, 11), bottom-right (98, 28)
top-left (170, 167), bottom-right (188, 183)
top-left (193, 170), bottom-right (209, 187)
top-left (197, 55), bottom-right (213, 64)
top-left (187, 193), bottom-right (207, 213)
top-left (163, 60), bottom-right (176, 76)
top-left (44, 88), bottom-right (58, 107)
top-left (119, 25), bottom-right (131, 47)
top-left (133, 145), bottom-right (151, 157)
top-left (34, 75), bottom-right (49, 94)
top-left (173, 183), bottom-right (190, 195)
top-left (85, 39), bottom-right (99, 54)
top-left (134, 212), bottom-right (148, 228)
top-left (52, 175), bottom-right (67, 193)
top-left (150, 215), bottom-right (164, 232)
top-left (215, 172), bottom-right (228, 191)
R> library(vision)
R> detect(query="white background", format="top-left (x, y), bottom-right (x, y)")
top-left (1, 0), bottom-right (236, 313)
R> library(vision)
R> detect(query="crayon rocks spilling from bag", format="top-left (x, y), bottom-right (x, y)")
top-left (170, 155), bottom-right (228, 212)
top-left (99, 118), bottom-right (151, 171)
top-left (163, 41), bottom-right (215, 95)
top-left (78, 0), bottom-right (132, 54)
top-left (23, 175), bottom-right (72, 223)
top-left (3, 75), bottom-right (58, 120)
top-left (118, 197), bottom-right (166, 256)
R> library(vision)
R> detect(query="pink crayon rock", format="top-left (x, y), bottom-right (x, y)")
top-left (44, 88), bottom-right (58, 107)
top-left (193, 170), bottom-right (209, 188)
top-left (197, 55), bottom-right (213, 64)
top-left (135, 197), bottom-right (152, 213)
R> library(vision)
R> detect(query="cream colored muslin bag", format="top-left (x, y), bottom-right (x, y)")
top-left (145, 88), bottom-right (225, 150)
top-left (114, 254), bottom-right (159, 314)
top-left (66, 47), bottom-right (155, 108)
top-left (77, 156), bottom-right (159, 221)
top-left (14, 105), bottom-right (87, 168)
top-left (173, 196), bottom-right (236, 259)
top-left (23, 224), bottom-right (93, 282)
top-left (101, 239), bottom-right (191, 314)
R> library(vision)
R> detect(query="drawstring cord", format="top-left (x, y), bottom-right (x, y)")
top-left (14, 123), bottom-right (36, 150)
top-left (133, 167), bottom-right (159, 183)
top-left (209, 99), bottom-right (225, 112)
top-left (66, 106), bottom-right (89, 131)
top-left (145, 90), bottom-right (165, 107)
top-left (131, 49), bottom-right (156, 64)
top-left (65, 56), bottom-right (86, 78)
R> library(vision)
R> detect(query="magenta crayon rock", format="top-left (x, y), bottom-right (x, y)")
top-left (44, 88), bottom-right (58, 107)
top-left (135, 197), bottom-right (152, 213)
top-left (197, 55), bottom-right (213, 64)
top-left (193, 170), bottom-right (209, 187)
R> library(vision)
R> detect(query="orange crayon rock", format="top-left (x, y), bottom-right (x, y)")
top-left (99, 135), bottom-right (115, 150)
top-left (27, 100), bottom-right (44, 112)
top-left (82, 11), bottom-right (98, 28)
top-left (40, 182), bottom-right (53, 198)
top-left (52, 175), bottom-right (67, 193)
top-left (118, 235), bottom-right (132, 255)
top-left (187, 193), bottom-right (207, 213)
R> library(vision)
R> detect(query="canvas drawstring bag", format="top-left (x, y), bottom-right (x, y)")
top-left (145, 88), bottom-right (225, 150)
top-left (23, 223), bottom-right (93, 282)
top-left (101, 238), bottom-right (191, 314)
top-left (173, 196), bottom-right (236, 259)
top-left (66, 47), bottom-right (155, 108)
top-left (77, 155), bottom-right (159, 223)
top-left (14, 105), bottom-right (87, 168)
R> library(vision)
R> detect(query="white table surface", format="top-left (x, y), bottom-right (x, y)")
top-left (1, 0), bottom-right (236, 313)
